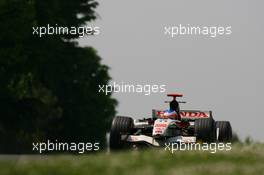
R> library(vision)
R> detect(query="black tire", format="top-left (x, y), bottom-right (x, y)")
top-left (194, 118), bottom-right (215, 142)
top-left (109, 116), bottom-right (134, 150)
top-left (215, 121), bottom-right (232, 142)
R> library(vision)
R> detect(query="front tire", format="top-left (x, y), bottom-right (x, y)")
top-left (194, 118), bottom-right (215, 142)
top-left (109, 116), bottom-right (133, 150)
top-left (215, 121), bottom-right (232, 142)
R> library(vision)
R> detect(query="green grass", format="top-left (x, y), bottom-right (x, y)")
top-left (0, 144), bottom-right (263, 175)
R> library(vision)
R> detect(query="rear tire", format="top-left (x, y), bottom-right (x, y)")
top-left (215, 121), bottom-right (232, 142)
top-left (109, 116), bottom-right (133, 150)
top-left (194, 118), bottom-right (215, 142)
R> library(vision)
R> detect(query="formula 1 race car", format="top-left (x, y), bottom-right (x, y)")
top-left (109, 93), bottom-right (232, 150)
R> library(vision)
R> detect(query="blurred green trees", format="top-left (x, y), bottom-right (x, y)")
top-left (0, 0), bottom-right (116, 153)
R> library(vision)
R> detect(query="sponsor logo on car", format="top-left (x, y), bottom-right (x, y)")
top-left (181, 111), bottom-right (209, 118)
top-left (155, 110), bottom-right (209, 118)
top-left (154, 123), bottom-right (168, 127)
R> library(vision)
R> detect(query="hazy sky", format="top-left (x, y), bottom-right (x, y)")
top-left (79, 0), bottom-right (264, 142)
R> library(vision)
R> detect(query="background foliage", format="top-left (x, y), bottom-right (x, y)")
top-left (0, 0), bottom-right (116, 153)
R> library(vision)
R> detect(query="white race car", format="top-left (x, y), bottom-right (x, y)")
top-left (109, 93), bottom-right (232, 150)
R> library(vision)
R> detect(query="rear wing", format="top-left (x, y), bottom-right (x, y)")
top-left (152, 109), bottom-right (213, 120)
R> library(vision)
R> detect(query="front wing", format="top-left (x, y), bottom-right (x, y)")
top-left (121, 135), bottom-right (196, 147)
